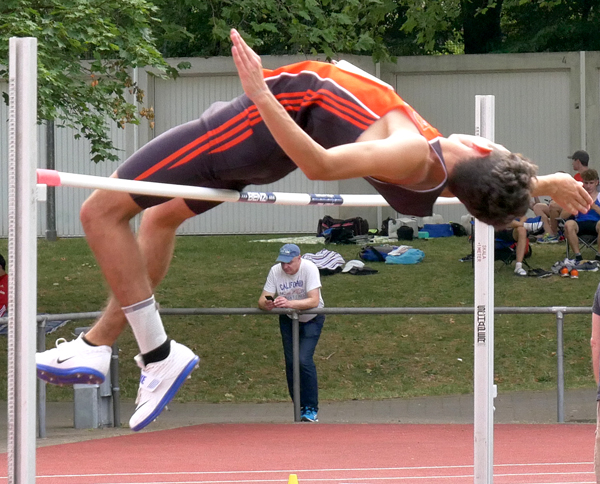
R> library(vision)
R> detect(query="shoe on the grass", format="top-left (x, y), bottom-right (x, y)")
top-left (537, 233), bottom-right (559, 244)
top-left (129, 340), bottom-right (200, 432)
top-left (301, 406), bottom-right (319, 422)
top-left (574, 260), bottom-right (599, 272)
top-left (527, 268), bottom-right (552, 278)
top-left (36, 333), bottom-right (111, 385)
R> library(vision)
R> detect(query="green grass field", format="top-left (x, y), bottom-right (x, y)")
top-left (0, 234), bottom-right (597, 404)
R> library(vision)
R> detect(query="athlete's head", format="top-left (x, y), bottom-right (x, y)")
top-left (448, 150), bottom-right (537, 228)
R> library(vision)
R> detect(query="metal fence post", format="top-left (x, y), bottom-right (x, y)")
top-left (36, 318), bottom-right (46, 439)
top-left (111, 343), bottom-right (121, 427)
top-left (555, 309), bottom-right (565, 423)
top-left (292, 311), bottom-right (301, 422)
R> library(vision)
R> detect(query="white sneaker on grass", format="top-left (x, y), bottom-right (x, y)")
top-left (36, 333), bottom-right (111, 385)
top-left (129, 340), bottom-right (200, 432)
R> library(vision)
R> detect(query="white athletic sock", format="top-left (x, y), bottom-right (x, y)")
top-left (122, 295), bottom-right (168, 355)
top-left (515, 262), bottom-right (522, 270)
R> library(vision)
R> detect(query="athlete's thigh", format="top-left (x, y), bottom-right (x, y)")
top-left (117, 118), bottom-right (206, 186)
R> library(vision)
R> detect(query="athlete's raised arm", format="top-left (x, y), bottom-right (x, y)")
top-left (230, 28), bottom-right (429, 183)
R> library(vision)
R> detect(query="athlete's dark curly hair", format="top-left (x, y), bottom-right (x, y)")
top-left (447, 150), bottom-right (538, 228)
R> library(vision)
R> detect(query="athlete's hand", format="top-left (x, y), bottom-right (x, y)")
top-left (231, 29), bottom-right (269, 102)
top-left (448, 134), bottom-right (510, 155)
top-left (534, 173), bottom-right (593, 215)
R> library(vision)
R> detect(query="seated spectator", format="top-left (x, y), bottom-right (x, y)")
top-left (495, 218), bottom-right (528, 276)
top-left (0, 254), bottom-right (7, 317)
top-left (561, 169), bottom-right (600, 261)
top-left (532, 198), bottom-right (563, 243)
top-left (533, 168), bottom-right (584, 244)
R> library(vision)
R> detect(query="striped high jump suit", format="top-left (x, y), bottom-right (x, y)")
top-left (117, 61), bottom-right (447, 217)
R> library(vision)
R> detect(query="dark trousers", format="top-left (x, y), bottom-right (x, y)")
top-left (279, 314), bottom-right (325, 410)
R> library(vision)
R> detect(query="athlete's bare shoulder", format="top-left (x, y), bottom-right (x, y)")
top-left (358, 108), bottom-right (422, 143)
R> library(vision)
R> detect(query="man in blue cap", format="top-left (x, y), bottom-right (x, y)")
top-left (258, 244), bottom-right (325, 422)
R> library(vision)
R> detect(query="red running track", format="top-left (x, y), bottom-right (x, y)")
top-left (0, 424), bottom-right (595, 484)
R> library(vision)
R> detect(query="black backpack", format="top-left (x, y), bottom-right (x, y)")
top-left (450, 222), bottom-right (468, 237)
top-left (396, 226), bottom-right (414, 241)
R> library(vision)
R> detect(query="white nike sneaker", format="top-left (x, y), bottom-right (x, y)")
top-left (36, 333), bottom-right (112, 385)
top-left (129, 340), bottom-right (200, 432)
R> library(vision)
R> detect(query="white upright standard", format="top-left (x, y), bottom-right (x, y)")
top-left (473, 95), bottom-right (496, 484)
top-left (7, 37), bottom-right (38, 484)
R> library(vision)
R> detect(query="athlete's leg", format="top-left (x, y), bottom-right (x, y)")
top-left (36, 184), bottom-right (150, 386)
top-left (80, 179), bottom-right (173, 359)
top-left (80, 179), bottom-right (149, 307)
top-left (79, 189), bottom-right (201, 431)
top-left (84, 197), bottom-right (197, 346)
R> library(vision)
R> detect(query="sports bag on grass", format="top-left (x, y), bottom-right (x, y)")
top-left (385, 248), bottom-right (425, 265)
top-left (318, 215), bottom-right (369, 235)
top-left (358, 245), bottom-right (396, 262)
top-left (317, 216), bottom-right (369, 237)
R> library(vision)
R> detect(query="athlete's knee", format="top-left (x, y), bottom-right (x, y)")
top-left (140, 199), bottom-right (196, 231)
top-left (80, 190), bottom-right (139, 233)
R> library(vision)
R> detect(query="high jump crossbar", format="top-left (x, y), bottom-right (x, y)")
top-left (36, 169), bottom-right (462, 207)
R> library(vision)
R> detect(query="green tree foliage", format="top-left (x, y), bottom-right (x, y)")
top-left (149, 0), bottom-right (503, 58)
top-left (0, 0), bottom-right (188, 162)
top-left (500, 0), bottom-right (600, 53)
top-left (389, 0), bottom-right (463, 55)
top-left (389, 0), bottom-right (600, 55)
top-left (153, 0), bottom-right (397, 61)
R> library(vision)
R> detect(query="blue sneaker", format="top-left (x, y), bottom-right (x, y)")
top-left (36, 333), bottom-right (111, 385)
top-left (537, 233), bottom-right (559, 244)
top-left (301, 407), bottom-right (318, 422)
